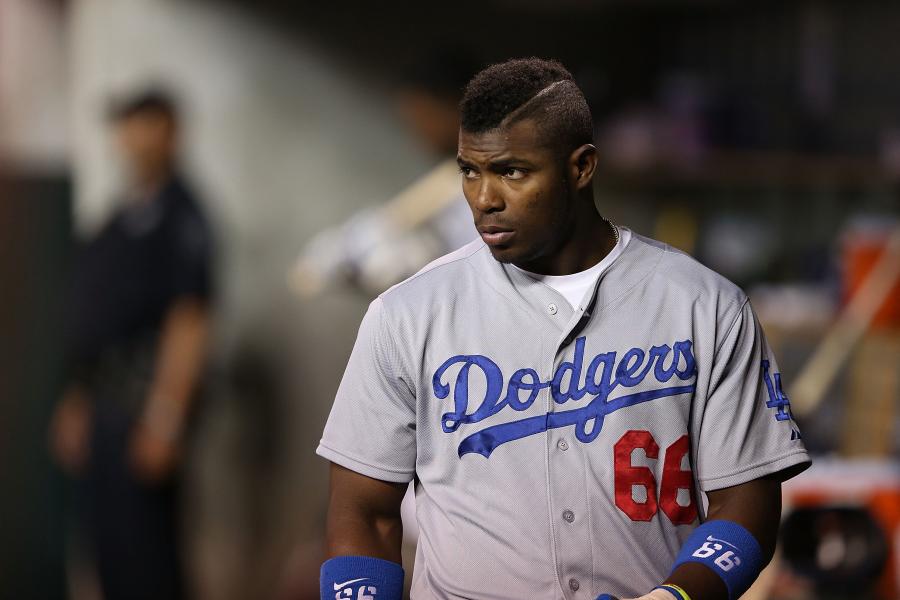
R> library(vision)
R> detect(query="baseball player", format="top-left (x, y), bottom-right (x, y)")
top-left (317, 58), bottom-right (810, 600)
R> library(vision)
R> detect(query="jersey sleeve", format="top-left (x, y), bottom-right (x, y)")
top-left (171, 209), bottom-right (213, 300)
top-left (695, 299), bottom-right (811, 492)
top-left (316, 297), bottom-right (417, 483)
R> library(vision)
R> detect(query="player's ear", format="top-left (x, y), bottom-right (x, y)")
top-left (568, 143), bottom-right (597, 191)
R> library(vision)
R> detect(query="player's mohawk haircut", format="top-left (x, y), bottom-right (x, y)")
top-left (460, 57), bottom-right (593, 150)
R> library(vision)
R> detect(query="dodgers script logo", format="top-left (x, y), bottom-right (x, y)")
top-left (433, 336), bottom-right (697, 458)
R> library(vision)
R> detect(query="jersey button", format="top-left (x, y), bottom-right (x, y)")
top-left (547, 303), bottom-right (558, 315)
top-left (562, 509), bottom-right (575, 523)
top-left (557, 439), bottom-right (569, 451)
top-left (568, 578), bottom-right (580, 592)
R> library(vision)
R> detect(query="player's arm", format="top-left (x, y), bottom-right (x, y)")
top-left (317, 297), bottom-right (415, 599)
top-left (625, 300), bottom-right (808, 600)
top-left (662, 473), bottom-right (782, 600)
top-left (321, 462), bottom-right (407, 600)
top-left (600, 473), bottom-right (783, 600)
top-left (325, 462), bottom-right (407, 562)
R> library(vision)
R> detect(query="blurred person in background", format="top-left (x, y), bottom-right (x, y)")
top-left (49, 89), bottom-right (214, 600)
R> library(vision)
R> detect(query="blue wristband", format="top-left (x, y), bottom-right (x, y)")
top-left (320, 556), bottom-right (404, 600)
top-left (595, 595), bottom-right (619, 600)
top-left (670, 520), bottom-right (764, 600)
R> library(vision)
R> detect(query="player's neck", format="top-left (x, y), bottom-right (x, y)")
top-left (514, 203), bottom-right (616, 276)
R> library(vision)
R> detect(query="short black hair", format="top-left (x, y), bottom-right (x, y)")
top-left (459, 57), bottom-right (593, 150)
top-left (108, 88), bottom-right (179, 123)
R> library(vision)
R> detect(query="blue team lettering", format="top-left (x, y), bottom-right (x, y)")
top-left (432, 337), bottom-right (697, 457)
top-left (761, 359), bottom-right (792, 422)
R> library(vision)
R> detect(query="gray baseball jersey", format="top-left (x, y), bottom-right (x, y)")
top-left (317, 230), bottom-right (810, 599)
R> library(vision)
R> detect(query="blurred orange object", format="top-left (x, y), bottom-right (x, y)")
top-left (843, 228), bottom-right (900, 329)
top-left (783, 460), bottom-right (900, 599)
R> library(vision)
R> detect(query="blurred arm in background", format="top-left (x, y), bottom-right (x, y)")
top-left (128, 296), bottom-right (211, 482)
top-left (50, 297), bottom-right (211, 482)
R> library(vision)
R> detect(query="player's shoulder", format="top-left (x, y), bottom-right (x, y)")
top-left (627, 231), bottom-right (748, 310)
top-left (379, 239), bottom-right (488, 302)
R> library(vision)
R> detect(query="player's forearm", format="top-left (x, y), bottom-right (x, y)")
top-left (705, 484), bottom-right (779, 562)
top-left (144, 298), bottom-right (211, 434)
top-left (664, 476), bottom-right (781, 600)
top-left (321, 507), bottom-right (405, 600)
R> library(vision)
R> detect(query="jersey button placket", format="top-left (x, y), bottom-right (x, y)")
top-left (546, 308), bottom-right (592, 600)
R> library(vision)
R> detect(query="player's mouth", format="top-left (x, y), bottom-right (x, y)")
top-left (478, 226), bottom-right (515, 246)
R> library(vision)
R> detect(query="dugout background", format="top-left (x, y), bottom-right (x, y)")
top-left (1, 1), bottom-right (898, 598)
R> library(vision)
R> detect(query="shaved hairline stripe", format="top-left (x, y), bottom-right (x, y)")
top-left (499, 79), bottom-right (577, 130)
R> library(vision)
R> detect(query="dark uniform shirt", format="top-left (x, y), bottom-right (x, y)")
top-left (66, 175), bottom-right (213, 403)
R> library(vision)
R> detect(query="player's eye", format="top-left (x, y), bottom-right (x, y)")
top-left (459, 166), bottom-right (478, 179)
top-left (503, 167), bottom-right (526, 180)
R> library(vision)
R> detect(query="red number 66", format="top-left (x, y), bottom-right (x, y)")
top-left (613, 430), bottom-right (697, 524)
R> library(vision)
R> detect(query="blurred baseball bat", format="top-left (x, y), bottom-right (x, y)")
top-left (381, 159), bottom-right (462, 231)
top-left (790, 225), bottom-right (900, 416)
top-left (288, 159), bottom-right (462, 297)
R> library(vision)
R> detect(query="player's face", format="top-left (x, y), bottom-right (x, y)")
top-left (457, 119), bottom-right (582, 271)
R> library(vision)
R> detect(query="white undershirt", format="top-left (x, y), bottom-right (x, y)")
top-left (512, 226), bottom-right (632, 309)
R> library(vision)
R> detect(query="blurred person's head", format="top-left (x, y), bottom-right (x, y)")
top-left (396, 51), bottom-right (476, 156)
top-left (457, 57), bottom-right (600, 272)
top-left (109, 89), bottom-right (180, 189)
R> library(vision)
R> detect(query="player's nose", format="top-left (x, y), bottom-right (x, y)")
top-left (474, 176), bottom-right (504, 213)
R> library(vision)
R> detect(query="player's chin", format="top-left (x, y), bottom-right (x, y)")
top-left (485, 243), bottom-right (522, 264)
